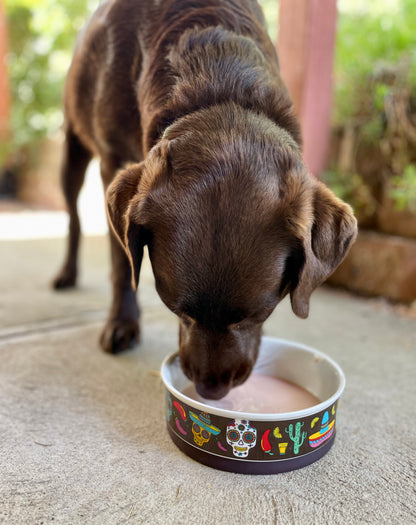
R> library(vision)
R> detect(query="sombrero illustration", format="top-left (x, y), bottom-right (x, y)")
top-left (309, 411), bottom-right (335, 448)
top-left (189, 411), bottom-right (221, 435)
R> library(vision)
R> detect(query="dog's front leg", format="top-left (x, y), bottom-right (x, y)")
top-left (99, 156), bottom-right (140, 353)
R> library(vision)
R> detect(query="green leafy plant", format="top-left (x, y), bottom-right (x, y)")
top-left (330, 0), bottom-right (416, 221)
top-left (259, 0), bottom-right (278, 43)
top-left (390, 165), bottom-right (416, 211)
top-left (322, 168), bottom-right (377, 222)
top-left (3, 0), bottom-right (97, 164)
top-left (334, 0), bottom-right (416, 125)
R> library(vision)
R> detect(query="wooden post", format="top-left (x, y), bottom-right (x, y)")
top-left (277, 0), bottom-right (337, 177)
top-left (0, 0), bottom-right (10, 142)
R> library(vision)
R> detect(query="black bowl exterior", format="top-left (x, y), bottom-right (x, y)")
top-left (167, 424), bottom-right (335, 474)
top-left (166, 390), bottom-right (339, 474)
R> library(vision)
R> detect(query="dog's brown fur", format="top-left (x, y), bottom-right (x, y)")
top-left (53, 0), bottom-right (357, 399)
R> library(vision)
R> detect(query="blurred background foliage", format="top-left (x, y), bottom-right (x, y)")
top-left (324, 0), bottom-right (416, 221)
top-left (3, 0), bottom-right (97, 153)
top-left (2, 0), bottom-right (416, 220)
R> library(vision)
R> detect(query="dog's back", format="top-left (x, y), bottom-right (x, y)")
top-left (64, 0), bottom-right (297, 162)
top-left (64, 0), bottom-right (147, 161)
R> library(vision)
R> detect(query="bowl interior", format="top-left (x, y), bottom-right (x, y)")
top-left (162, 336), bottom-right (345, 419)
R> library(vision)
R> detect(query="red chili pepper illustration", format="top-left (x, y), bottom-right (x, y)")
top-left (173, 400), bottom-right (187, 420)
top-left (261, 429), bottom-right (274, 455)
top-left (175, 418), bottom-right (187, 436)
top-left (217, 441), bottom-right (227, 452)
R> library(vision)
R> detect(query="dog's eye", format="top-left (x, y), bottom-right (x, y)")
top-left (229, 321), bottom-right (251, 332)
top-left (229, 322), bottom-right (243, 331)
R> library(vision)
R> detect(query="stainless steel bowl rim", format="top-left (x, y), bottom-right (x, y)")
top-left (161, 337), bottom-right (346, 422)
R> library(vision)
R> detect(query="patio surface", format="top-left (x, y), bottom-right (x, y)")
top-left (0, 230), bottom-right (415, 524)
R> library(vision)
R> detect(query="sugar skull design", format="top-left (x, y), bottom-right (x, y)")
top-left (226, 419), bottom-right (257, 458)
top-left (189, 412), bottom-right (221, 447)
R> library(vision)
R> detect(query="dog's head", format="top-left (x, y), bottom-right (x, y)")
top-left (106, 105), bottom-right (357, 399)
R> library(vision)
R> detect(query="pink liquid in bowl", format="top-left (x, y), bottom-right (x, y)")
top-left (183, 373), bottom-right (320, 413)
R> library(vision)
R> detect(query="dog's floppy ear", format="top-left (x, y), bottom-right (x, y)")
top-left (290, 181), bottom-right (358, 318)
top-left (106, 162), bottom-right (147, 290)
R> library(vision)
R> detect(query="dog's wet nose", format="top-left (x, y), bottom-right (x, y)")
top-left (195, 381), bottom-right (230, 400)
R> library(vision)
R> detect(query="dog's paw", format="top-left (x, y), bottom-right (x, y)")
top-left (52, 267), bottom-right (77, 289)
top-left (99, 318), bottom-right (140, 354)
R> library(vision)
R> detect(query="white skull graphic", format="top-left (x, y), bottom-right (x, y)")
top-left (226, 419), bottom-right (257, 457)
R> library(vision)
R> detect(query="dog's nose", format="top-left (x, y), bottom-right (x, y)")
top-left (195, 381), bottom-right (230, 400)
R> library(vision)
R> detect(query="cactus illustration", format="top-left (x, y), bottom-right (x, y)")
top-left (285, 422), bottom-right (307, 455)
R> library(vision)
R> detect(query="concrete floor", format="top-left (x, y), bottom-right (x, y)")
top-left (0, 233), bottom-right (415, 524)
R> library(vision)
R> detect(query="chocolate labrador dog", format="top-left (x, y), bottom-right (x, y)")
top-left (53, 0), bottom-right (357, 399)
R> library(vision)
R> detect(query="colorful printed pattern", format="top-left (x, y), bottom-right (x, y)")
top-left (309, 411), bottom-right (335, 448)
top-left (189, 411), bottom-right (221, 446)
top-left (226, 420), bottom-right (257, 457)
top-left (166, 391), bottom-right (339, 461)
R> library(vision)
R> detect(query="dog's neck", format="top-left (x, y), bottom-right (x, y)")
top-left (138, 21), bottom-right (300, 153)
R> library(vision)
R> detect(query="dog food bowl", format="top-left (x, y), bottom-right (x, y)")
top-left (161, 337), bottom-right (345, 474)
